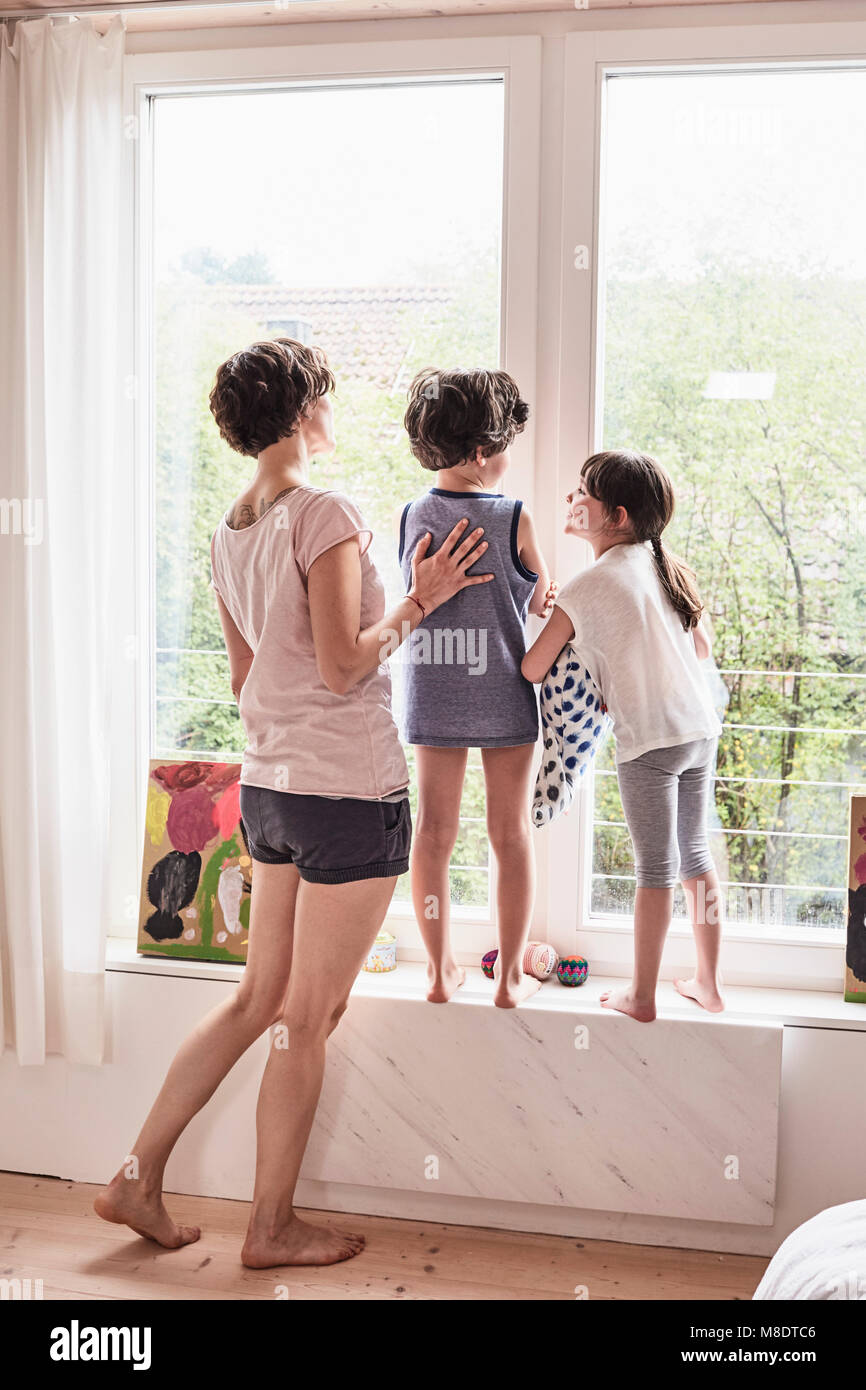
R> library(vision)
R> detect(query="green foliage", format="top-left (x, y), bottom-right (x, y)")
top-left (595, 263), bottom-right (866, 927)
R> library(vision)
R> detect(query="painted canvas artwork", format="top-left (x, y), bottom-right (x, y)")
top-left (138, 759), bottom-right (252, 964)
top-left (845, 794), bottom-right (866, 1003)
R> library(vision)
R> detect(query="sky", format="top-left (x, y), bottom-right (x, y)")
top-left (153, 78), bottom-right (504, 287)
top-left (153, 65), bottom-right (866, 289)
top-left (603, 67), bottom-right (866, 279)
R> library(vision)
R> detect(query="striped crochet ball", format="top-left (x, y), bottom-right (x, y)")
top-left (556, 955), bottom-right (589, 987)
top-left (482, 949), bottom-right (498, 979)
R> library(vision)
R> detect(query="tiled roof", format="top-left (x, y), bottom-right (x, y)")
top-left (220, 284), bottom-right (456, 391)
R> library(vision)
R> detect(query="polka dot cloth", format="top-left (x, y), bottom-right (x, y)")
top-left (532, 645), bottom-right (613, 828)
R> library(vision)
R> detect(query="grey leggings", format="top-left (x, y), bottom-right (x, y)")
top-left (616, 735), bottom-right (719, 889)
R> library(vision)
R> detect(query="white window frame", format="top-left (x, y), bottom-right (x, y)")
top-left (113, 35), bottom-right (542, 958)
top-left (111, 16), bottom-right (865, 990)
top-left (558, 18), bottom-right (866, 992)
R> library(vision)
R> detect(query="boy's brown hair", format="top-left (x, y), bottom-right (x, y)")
top-left (404, 367), bottom-right (529, 472)
top-left (209, 337), bottom-right (335, 458)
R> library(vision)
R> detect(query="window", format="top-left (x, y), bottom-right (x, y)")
top-left (593, 65), bottom-right (866, 939)
top-left (120, 24), bottom-right (865, 981)
top-left (148, 73), bottom-right (506, 923)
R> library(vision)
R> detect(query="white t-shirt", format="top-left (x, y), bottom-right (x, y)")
top-left (554, 540), bottom-right (721, 765)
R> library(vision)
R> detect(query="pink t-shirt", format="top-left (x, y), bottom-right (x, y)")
top-left (210, 486), bottom-right (409, 799)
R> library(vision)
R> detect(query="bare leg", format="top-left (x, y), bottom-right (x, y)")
top-left (411, 746), bottom-right (468, 1003)
top-left (94, 861), bottom-right (301, 1247)
top-left (600, 885), bottom-right (674, 1022)
top-left (674, 868), bottom-right (725, 1012)
top-left (482, 744), bottom-right (540, 1008)
top-left (241, 873), bottom-right (397, 1268)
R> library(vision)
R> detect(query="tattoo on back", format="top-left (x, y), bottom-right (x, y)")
top-left (226, 486), bottom-right (301, 531)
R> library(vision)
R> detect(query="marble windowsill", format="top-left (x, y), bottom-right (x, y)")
top-left (104, 936), bottom-right (866, 1032)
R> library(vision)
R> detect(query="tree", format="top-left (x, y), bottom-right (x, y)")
top-left (594, 260), bottom-right (866, 929)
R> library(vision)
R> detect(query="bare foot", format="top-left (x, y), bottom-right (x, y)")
top-left (94, 1173), bottom-right (201, 1249)
top-left (426, 963), bottom-right (466, 1003)
top-left (674, 976), bottom-right (725, 1013)
top-left (494, 973), bottom-right (542, 1009)
top-left (599, 987), bottom-right (656, 1022)
top-left (241, 1215), bottom-right (366, 1268)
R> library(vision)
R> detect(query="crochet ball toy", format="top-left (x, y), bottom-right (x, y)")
top-left (481, 942), bottom-right (559, 981)
top-left (556, 956), bottom-right (588, 987)
top-left (524, 941), bottom-right (559, 980)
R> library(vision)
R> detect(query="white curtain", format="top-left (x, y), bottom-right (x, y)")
top-left (0, 16), bottom-right (125, 1064)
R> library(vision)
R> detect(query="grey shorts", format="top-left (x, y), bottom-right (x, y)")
top-left (616, 736), bottom-right (719, 889)
top-left (239, 784), bottom-right (411, 884)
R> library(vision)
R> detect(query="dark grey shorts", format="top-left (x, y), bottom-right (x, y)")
top-left (239, 784), bottom-right (411, 884)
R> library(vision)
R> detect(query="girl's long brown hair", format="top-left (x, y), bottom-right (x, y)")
top-left (580, 450), bottom-right (704, 632)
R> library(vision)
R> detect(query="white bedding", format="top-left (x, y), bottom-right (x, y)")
top-left (754, 1200), bottom-right (866, 1300)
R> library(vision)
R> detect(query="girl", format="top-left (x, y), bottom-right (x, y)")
top-left (95, 339), bottom-right (493, 1267)
top-left (399, 368), bottom-right (557, 1008)
top-left (522, 449), bottom-right (724, 1023)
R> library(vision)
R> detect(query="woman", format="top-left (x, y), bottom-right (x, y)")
top-left (95, 338), bottom-right (493, 1267)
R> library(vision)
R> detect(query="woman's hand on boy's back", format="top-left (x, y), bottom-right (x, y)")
top-left (409, 518), bottom-right (494, 616)
top-left (309, 519), bottom-right (492, 696)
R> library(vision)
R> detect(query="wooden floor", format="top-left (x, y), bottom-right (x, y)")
top-left (0, 1171), bottom-right (768, 1301)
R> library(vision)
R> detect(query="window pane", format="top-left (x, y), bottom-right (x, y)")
top-left (151, 78), bottom-right (504, 915)
top-left (596, 67), bottom-right (866, 933)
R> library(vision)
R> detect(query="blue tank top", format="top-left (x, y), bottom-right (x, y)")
top-left (397, 488), bottom-right (539, 748)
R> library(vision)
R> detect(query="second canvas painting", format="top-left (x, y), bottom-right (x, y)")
top-left (846, 794), bottom-right (866, 1004)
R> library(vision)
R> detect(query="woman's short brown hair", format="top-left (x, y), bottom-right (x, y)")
top-left (403, 367), bottom-right (529, 472)
top-left (208, 337), bottom-right (335, 457)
